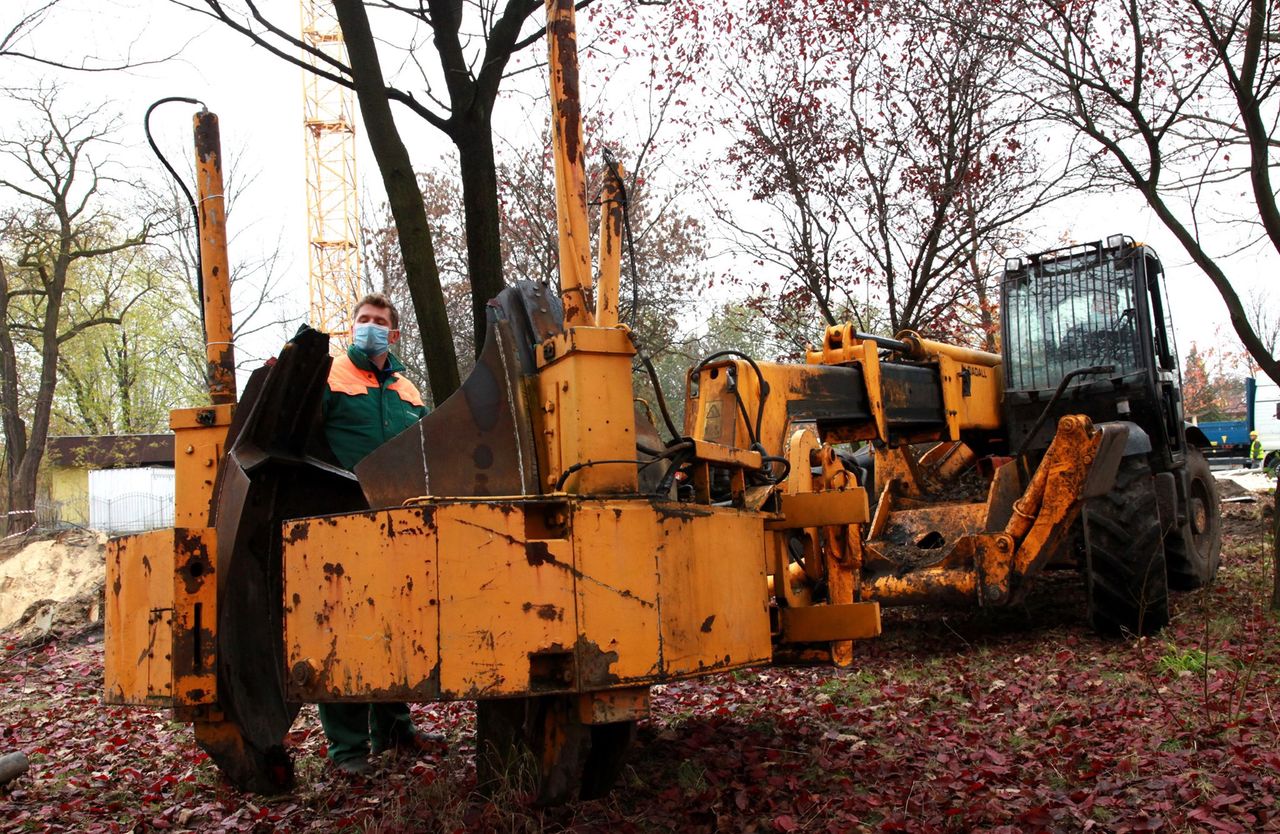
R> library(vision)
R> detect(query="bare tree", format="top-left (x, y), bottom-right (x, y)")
top-left (148, 156), bottom-right (302, 372)
top-left (999, 0), bottom-right (1280, 385)
top-left (696, 0), bottom-right (1072, 351)
top-left (1245, 288), bottom-right (1279, 361)
top-left (175, 0), bottom-right (612, 401)
top-left (0, 87), bottom-right (155, 532)
top-left (1, 0), bottom-right (185, 71)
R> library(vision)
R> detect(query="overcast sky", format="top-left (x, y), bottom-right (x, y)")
top-left (2, 0), bottom-right (1272, 376)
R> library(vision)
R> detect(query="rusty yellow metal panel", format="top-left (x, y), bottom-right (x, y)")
top-left (105, 530), bottom-right (175, 706)
top-left (533, 335), bottom-right (638, 494)
top-left (572, 502), bottom-right (661, 686)
top-left (577, 686), bottom-right (650, 724)
top-left (689, 439), bottom-right (762, 469)
top-left (937, 354), bottom-right (1002, 439)
top-left (536, 326), bottom-right (634, 362)
top-left (283, 497), bottom-right (781, 703)
top-left (766, 489), bottom-right (870, 530)
top-left (436, 501), bottom-right (578, 698)
top-left (283, 507), bottom-right (441, 702)
top-left (170, 404), bottom-right (233, 527)
top-left (880, 503), bottom-right (988, 547)
top-left (779, 602), bottom-right (881, 643)
top-left (171, 529), bottom-right (217, 705)
top-left (684, 371), bottom-right (741, 448)
top-left (656, 507), bottom-right (772, 677)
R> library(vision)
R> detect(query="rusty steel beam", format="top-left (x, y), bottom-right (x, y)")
top-left (595, 159), bottom-right (624, 326)
top-left (193, 112), bottom-right (236, 405)
top-left (546, 0), bottom-right (594, 327)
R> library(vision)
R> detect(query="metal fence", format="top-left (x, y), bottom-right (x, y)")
top-left (88, 491), bottom-right (175, 534)
top-left (1, 499), bottom-right (70, 537)
top-left (86, 467), bottom-right (175, 533)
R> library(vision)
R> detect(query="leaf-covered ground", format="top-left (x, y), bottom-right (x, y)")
top-left (2, 502), bottom-right (1278, 833)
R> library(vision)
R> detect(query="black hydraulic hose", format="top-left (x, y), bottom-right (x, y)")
top-left (635, 345), bottom-right (683, 443)
top-left (1014, 364), bottom-right (1116, 459)
top-left (758, 452), bottom-right (791, 484)
top-left (145, 96), bottom-right (206, 326)
top-left (554, 454), bottom-right (675, 492)
top-left (655, 446), bottom-right (696, 497)
top-left (637, 440), bottom-right (693, 458)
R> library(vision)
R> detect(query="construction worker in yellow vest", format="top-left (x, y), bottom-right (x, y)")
top-left (1249, 431), bottom-right (1264, 469)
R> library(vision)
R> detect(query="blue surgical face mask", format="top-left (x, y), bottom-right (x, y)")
top-left (352, 322), bottom-right (391, 356)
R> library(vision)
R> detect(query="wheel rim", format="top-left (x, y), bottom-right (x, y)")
top-left (1189, 478), bottom-right (1211, 542)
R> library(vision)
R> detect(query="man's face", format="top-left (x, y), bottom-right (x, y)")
top-left (353, 304), bottom-right (400, 347)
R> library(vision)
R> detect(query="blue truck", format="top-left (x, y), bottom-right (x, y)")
top-left (1192, 377), bottom-right (1277, 468)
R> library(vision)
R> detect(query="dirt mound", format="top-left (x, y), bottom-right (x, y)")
top-left (1216, 477), bottom-right (1252, 499)
top-left (1215, 470), bottom-right (1276, 494)
top-left (0, 529), bottom-right (106, 638)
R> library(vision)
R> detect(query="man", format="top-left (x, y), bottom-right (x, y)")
top-left (318, 292), bottom-right (442, 776)
top-left (1249, 430), bottom-right (1264, 470)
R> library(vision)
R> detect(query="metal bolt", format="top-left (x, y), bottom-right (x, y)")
top-left (290, 661), bottom-right (314, 686)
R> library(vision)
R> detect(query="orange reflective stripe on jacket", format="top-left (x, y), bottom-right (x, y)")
top-left (327, 353), bottom-right (424, 407)
top-left (388, 376), bottom-right (424, 407)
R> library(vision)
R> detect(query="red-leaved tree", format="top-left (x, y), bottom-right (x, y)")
top-left (681, 0), bottom-right (1074, 349)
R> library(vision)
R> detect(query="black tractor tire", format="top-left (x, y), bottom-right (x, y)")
top-left (1083, 456), bottom-right (1170, 637)
top-left (1164, 447), bottom-right (1222, 590)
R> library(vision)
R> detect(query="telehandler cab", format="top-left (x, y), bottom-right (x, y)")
top-left (103, 0), bottom-right (1219, 803)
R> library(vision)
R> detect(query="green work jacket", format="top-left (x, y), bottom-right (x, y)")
top-left (1251, 439), bottom-right (1264, 461)
top-left (322, 345), bottom-right (428, 471)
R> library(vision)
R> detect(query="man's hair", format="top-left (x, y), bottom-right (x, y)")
top-left (352, 292), bottom-right (399, 329)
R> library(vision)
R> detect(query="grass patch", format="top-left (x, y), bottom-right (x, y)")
top-left (814, 669), bottom-right (878, 706)
top-left (674, 760), bottom-right (706, 794)
top-left (1156, 646), bottom-right (1217, 676)
top-left (663, 708), bottom-right (696, 729)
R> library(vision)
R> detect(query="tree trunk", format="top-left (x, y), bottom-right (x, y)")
top-left (333, 0), bottom-right (461, 403)
top-left (455, 122), bottom-right (507, 357)
top-left (0, 261), bottom-right (29, 507)
top-left (7, 460), bottom-right (38, 532)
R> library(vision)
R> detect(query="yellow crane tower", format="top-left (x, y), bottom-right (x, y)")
top-left (300, 0), bottom-right (361, 341)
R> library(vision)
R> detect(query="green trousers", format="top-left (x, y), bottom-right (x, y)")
top-left (318, 702), bottom-right (415, 763)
